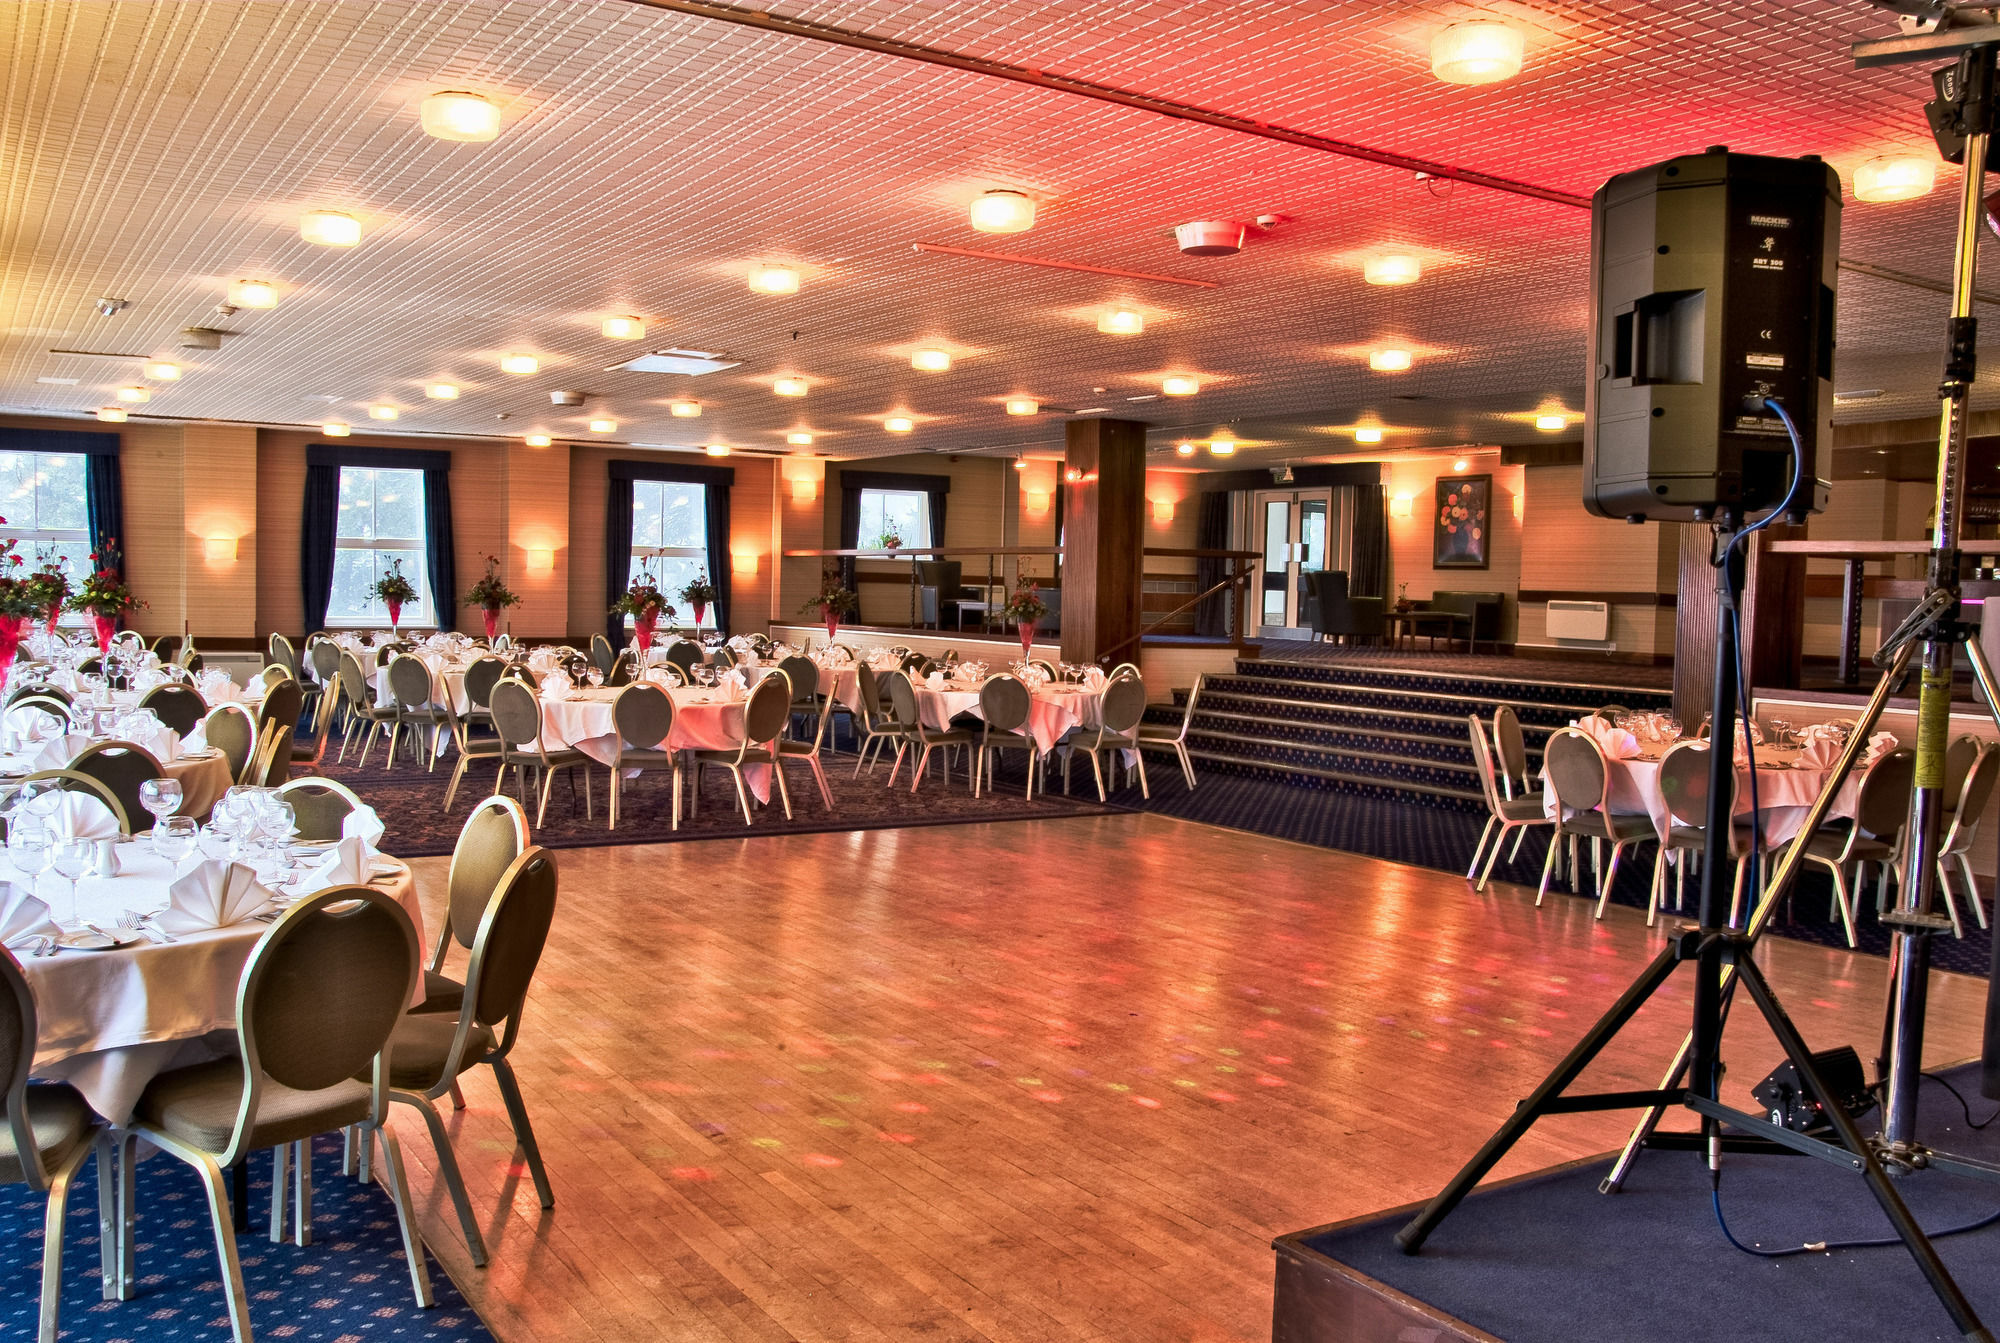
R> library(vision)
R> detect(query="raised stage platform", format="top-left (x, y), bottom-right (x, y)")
top-left (1273, 1064), bottom-right (2000, 1343)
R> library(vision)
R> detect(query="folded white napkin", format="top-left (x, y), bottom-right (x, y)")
top-left (133, 669), bottom-right (166, 692)
top-left (1797, 736), bottom-right (1841, 769)
top-left (1084, 667), bottom-right (1107, 689)
top-left (201, 679), bottom-right (244, 705)
top-left (925, 670), bottom-right (947, 691)
top-left (4, 708), bottom-right (63, 751)
top-left (29, 734), bottom-right (89, 772)
top-left (0, 886), bottom-right (58, 947)
top-left (528, 649), bottom-right (560, 673)
top-left (717, 669), bottom-right (747, 701)
top-left (182, 722), bottom-right (210, 753)
top-left (342, 804), bottom-right (385, 851)
top-left (117, 722), bottom-right (179, 764)
top-left (1865, 731), bottom-right (1897, 764)
top-left (540, 670), bottom-right (573, 702)
top-left (1575, 715), bottom-right (1641, 760)
top-left (157, 859), bottom-right (274, 933)
top-left (34, 790), bottom-right (120, 840)
top-left (293, 836), bottom-right (369, 895)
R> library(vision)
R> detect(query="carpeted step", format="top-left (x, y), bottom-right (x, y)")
top-left (1189, 691), bottom-right (1549, 751)
top-left (1209, 673), bottom-right (1596, 728)
top-left (1186, 728), bottom-right (1482, 799)
top-left (1184, 749), bottom-right (1485, 808)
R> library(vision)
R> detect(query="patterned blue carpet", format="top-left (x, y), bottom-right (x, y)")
top-left (1107, 769), bottom-right (1996, 978)
top-left (0, 1134), bottom-right (491, 1341)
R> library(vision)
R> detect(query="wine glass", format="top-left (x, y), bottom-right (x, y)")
top-left (8, 820), bottom-right (50, 898)
top-left (586, 665), bottom-right (605, 689)
top-left (49, 838), bottom-right (93, 929)
top-left (154, 816), bottom-right (197, 867)
top-left (139, 777), bottom-right (183, 840)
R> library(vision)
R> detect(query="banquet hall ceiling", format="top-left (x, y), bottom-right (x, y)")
top-left (0, 0), bottom-right (1990, 466)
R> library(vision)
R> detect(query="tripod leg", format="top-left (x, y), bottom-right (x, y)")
top-left (1397, 940), bottom-right (1684, 1254)
top-left (1732, 953), bottom-right (1990, 1341)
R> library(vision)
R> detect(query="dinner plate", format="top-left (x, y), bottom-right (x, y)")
top-left (60, 928), bottom-right (144, 951)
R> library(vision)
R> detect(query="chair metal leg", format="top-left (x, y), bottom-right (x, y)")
top-left (490, 1057), bottom-right (555, 1209)
top-left (805, 754), bottom-right (832, 810)
top-left (293, 1138), bottom-right (313, 1246)
top-left (1177, 741), bottom-right (1195, 790)
top-left (1468, 816), bottom-right (1496, 882)
top-left (972, 745), bottom-right (984, 799)
top-left (115, 1131), bottom-right (135, 1300)
top-left (270, 1141), bottom-right (289, 1242)
top-left (772, 758), bottom-right (794, 820)
top-left (1595, 841), bottom-right (1626, 918)
top-left (35, 1133), bottom-right (90, 1343)
top-left (1535, 828), bottom-right (1560, 905)
top-left (168, 1137), bottom-right (255, 1343)
top-left (672, 762), bottom-right (682, 831)
top-left (1088, 748), bottom-right (1107, 802)
top-left (1476, 822), bottom-right (1510, 891)
top-left (94, 1135), bottom-right (120, 1301)
top-left (444, 753), bottom-right (471, 810)
top-left (731, 765), bottom-right (753, 824)
top-left (369, 1125), bottom-right (435, 1308)
top-left (394, 1093), bottom-right (489, 1267)
top-left (450, 1080), bottom-right (467, 1111)
top-left (911, 743), bottom-right (933, 792)
top-left (1936, 858), bottom-right (1965, 939)
top-left (536, 767), bottom-right (556, 826)
top-left (1830, 861), bottom-right (1859, 947)
top-left (1132, 748), bottom-right (1149, 800)
top-left (1729, 855), bottom-right (1750, 927)
top-left (1646, 849), bottom-right (1666, 926)
top-left (1957, 852), bottom-right (1987, 929)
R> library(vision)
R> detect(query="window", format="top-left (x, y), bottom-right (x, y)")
top-left (0, 451), bottom-right (91, 623)
top-left (857, 488), bottom-right (932, 550)
top-left (628, 479), bottom-right (712, 627)
top-left (327, 467), bottom-right (433, 626)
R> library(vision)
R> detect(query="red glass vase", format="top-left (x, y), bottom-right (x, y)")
top-left (0, 614), bottom-right (23, 684)
top-left (386, 599), bottom-right (403, 632)
top-left (634, 606), bottom-right (658, 653)
top-left (1019, 620), bottom-right (1035, 656)
top-left (692, 601), bottom-right (707, 629)
top-left (91, 613), bottom-right (115, 654)
top-left (482, 608), bottom-right (500, 641)
top-left (43, 608), bottom-right (59, 637)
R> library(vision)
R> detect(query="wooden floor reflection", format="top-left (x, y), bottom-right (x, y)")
top-left (393, 813), bottom-right (1990, 1343)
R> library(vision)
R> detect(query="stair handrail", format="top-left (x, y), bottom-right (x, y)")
top-left (1096, 552), bottom-right (1258, 665)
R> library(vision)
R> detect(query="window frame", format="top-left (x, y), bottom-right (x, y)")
top-left (328, 465), bottom-right (435, 629)
top-left (626, 478), bottom-right (715, 630)
top-left (0, 450), bottom-right (92, 628)
top-left (856, 487), bottom-right (933, 551)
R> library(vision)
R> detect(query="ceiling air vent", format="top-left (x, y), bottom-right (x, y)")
top-left (609, 349), bottom-right (741, 375)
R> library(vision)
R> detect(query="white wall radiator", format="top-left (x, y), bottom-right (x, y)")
top-left (1545, 600), bottom-right (1610, 643)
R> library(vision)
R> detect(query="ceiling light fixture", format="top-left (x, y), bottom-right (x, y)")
top-left (885, 416), bottom-right (914, 433)
top-left (426, 383), bottom-right (460, 400)
top-left (322, 421), bottom-right (350, 436)
top-left (1005, 398), bottom-right (1039, 416)
top-left (420, 90), bottom-right (501, 142)
top-left (1853, 155), bottom-right (1936, 203)
top-left (1430, 21), bottom-right (1525, 85)
top-left (589, 417), bottom-right (617, 433)
top-left (773, 377), bottom-right (809, 397)
top-left (748, 264), bottom-right (801, 295)
top-left (96, 406), bottom-right (128, 423)
top-left (1209, 435), bottom-right (1237, 457)
top-left (705, 444), bottom-right (731, 457)
top-left (1098, 308), bottom-right (1145, 335)
top-left (1162, 375), bottom-right (1199, 396)
top-left (300, 209), bottom-right (362, 247)
top-left (525, 433), bottom-right (552, 447)
top-left (369, 405), bottom-right (399, 420)
top-left (1175, 441), bottom-right (1197, 456)
top-left (499, 353), bottom-right (539, 375)
top-left (143, 361), bottom-right (181, 380)
top-left (601, 315), bottom-right (646, 340)
top-left (1354, 426), bottom-right (1384, 444)
top-left (1013, 457), bottom-right (1029, 471)
top-left (1364, 253), bottom-right (1423, 286)
top-left (228, 280), bottom-right (278, 309)
top-left (969, 189), bottom-right (1036, 233)
top-left (1369, 347), bottom-right (1414, 372)
top-left (1535, 413), bottom-right (1568, 431)
top-left (115, 386), bottom-right (150, 403)
top-left (787, 431), bottom-right (814, 446)
top-left (670, 399), bottom-right (702, 418)
top-left (911, 348), bottom-right (952, 372)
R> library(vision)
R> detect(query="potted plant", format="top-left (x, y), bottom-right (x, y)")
top-left (798, 567), bottom-right (858, 642)
top-left (464, 554), bottom-right (521, 642)
top-left (1394, 582), bottom-right (1414, 614)
top-left (873, 529), bottom-right (904, 551)
top-left (23, 550), bottom-right (69, 637)
top-left (679, 572), bottom-right (718, 630)
top-left (999, 580), bottom-right (1049, 657)
top-left (67, 538), bottom-right (147, 654)
top-left (0, 525), bottom-right (40, 680)
top-left (370, 558), bottom-right (419, 634)
top-left (612, 564), bottom-right (675, 653)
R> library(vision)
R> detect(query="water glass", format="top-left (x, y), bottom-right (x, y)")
top-left (49, 838), bottom-right (93, 928)
top-left (139, 777), bottom-right (184, 835)
top-left (8, 821), bottom-right (50, 893)
top-left (154, 816), bottom-right (198, 867)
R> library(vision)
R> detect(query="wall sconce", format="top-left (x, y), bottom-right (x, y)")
top-left (731, 550), bottom-right (759, 576)
top-left (202, 536), bottom-right (238, 563)
top-left (1064, 467), bottom-right (1083, 483)
top-left (1390, 494), bottom-right (1414, 519)
top-left (1512, 492), bottom-right (1525, 523)
top-left (526, 547), bottom-right (555, 573)
top-left (791, 477), bottom-right (818, 503)
top-left (1150, 499), bottom-right (1175, 523)
top-left (1024, 490), bottom-right (1051, 516)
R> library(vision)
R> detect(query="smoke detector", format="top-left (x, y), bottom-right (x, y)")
top-left (1174, 221), bottom-right (1245, 256)
top-left (549, 390), bottom-right (586, 406)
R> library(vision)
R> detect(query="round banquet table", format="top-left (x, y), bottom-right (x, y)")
top-left (913, 678), bottom-right (1111, 753)
top-left (368, 656), bottom-right (472, 715)
top-left (0, 746), bottom-right (235, 821)
top-left (15, 846), bottom-right (424, 1123)
top-left (1541, 742), bottom-right (1865, 846)
top-left (534, 685), bottom-right (774, 801)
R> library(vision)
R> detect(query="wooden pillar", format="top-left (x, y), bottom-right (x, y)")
top-left (1059, 418), bottom-right (1147, 664)
top-left (1673, 522), bottom-right (1806, 726)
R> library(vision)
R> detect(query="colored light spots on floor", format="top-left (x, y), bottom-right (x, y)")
top-left (1173, 1079), bottom-right (1198, 1088)
top-left (1217, 1048), bottom-right (1241, 1057)
top-left (831, 1093), bottom-right (863, 1103)
top-left (877, 1132), bottom-right (916, 1144)
top-left (817, 1116), bottom-right (850, 1128)
top-left (1132, 1095), bottom-right (1162, 1108)
top-left (891, 1101), bottom-right (929, 1114)
top-left (1015, 1077), bottom-right (1043, 1086)
top-left (1265, 1055), bottom-right (1292, 1065)
top-left (1030, 1090), bottom-right (1063, 1102)
top-left (670, 1167), bottom-right (714, 1181)
top-left (1255, 1075), bottom-right (1287, 1087)
top-left (1106, 1082), bottom-right (1130, 1092)
top-left (869, 1067), bottom-right (905, 1081)
top-left (802, 1154), bottom-right (843, 1168)
top-left (1204, 1090), bottom-right (1238, 1103)
top-left (751, 1138), bottom-right (783, 1150)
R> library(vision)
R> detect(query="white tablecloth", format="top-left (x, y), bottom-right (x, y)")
top-left (18, 848), bottom-right (424, 1122)
top-left (913, 681), bottom-right (1106, 753)
top-left (535, 687), bottom-right (774, 802)
top-left (369, 656), bottom-right (472, 715)
top-left (0, 748), bottom-right (235, 820)
top-left (1543, 743), bottom-right (1864, 847)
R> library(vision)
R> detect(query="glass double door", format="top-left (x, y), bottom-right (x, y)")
top-left (1256, 489), bottom-right (1336, 638)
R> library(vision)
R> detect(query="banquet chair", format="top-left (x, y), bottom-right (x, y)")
top-left (849, 661), bottom-right (913, 777)
top-left (337, 653), bottom-right (397, 766)
top-left (416, 797), bottom-right (530, 1019)
top-left (373, 642), bottom-right (411, 667)
top-left (664, 639), bottom-right (701, 678)
top-left (276, 776), bottom-right (364, 842)
top-left (18, 770), bottom-right (130, 831)
top-left (1466, 717), bottom-right (1555, 891)
top-left (1800, 746), bottom-right (1915, 944)
top-left (589, 633), bottom-right (617, 678)
top-left (1538, 728), bottom-right (1656, 918)
top-left (439, 693), bottom-right (503, 810)
top-left (1028, 658), bottom-right (1057, 680)
top-left (125, 888), bottom-right (434, 1339)
top-left (8, 694), bottom-right (72, 730)
top-left (688, 676), bottom-right (792, 824)
top-left (712, 645), bottom-right (738, 669)
top-left (137, 683), bottom-right (206, 736)
top-left (149, 634), bottom-right (182, 662)
top-left (488, 680), bottom-right (593, 827)
top-left (69, 741), bottom-right (166, 834)
top-left (1941, 733), bottom-right (1983, 814)
top-left (290, 685), bottom-right (337, 770)
top-left (776, 654), bottom-right (825, 739)
top-left (461, 655), bottom-right (504, 726)
top-left (973, 673), bottom-right (1038, 799)
top-left (307, 641), bottom-right (342, 733)
top-left (772, 667), bottom-right (833, 811)
top-left (492, 632), bottom-right (512, 653)
top-left (0, 949), bottom-right (116, 1342)
top-left (1595, 704), bottom-right (1631, 722)
top-left (76, 657), bottom-right (103, 679)
top-left (608, 683), bottom-right (679, 830)
top-left (1135, 674), bottom-right (1203, 791)
top-left (202, 703), bottom-right (258, 784)
top-left (8, 683), bottom-right (70, 709)
top-left (883, 669), bottom-right (972, 793)
top-left (1491, 705), bottom-right (1533, 802)
top-left (378, 847), bottom-right (559, 1266)
top-left (1107, 662), bottom-right (1141, 683)
top-left (652, 662), bottom-right (688, 687)
top-left (1935, 744), bottom-right (1999, 937)
top-left (385, 656), bottom-right (449, 772)
top-left (1646, 741), bottom-right (1768, 930)
top-left (1061, 674), bottom-right (1150, 802)
top-left (266, 633), bottom-right (300, 680)
top-left (249, 725), bottom-right (295, 789)
top-left (256, 677), bottom-right (304, 743)
top-left (606, 651), bottom-right (636, 687)
top-left (256, 665), bottom-right (293, 695)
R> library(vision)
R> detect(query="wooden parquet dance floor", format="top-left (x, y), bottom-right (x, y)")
top-left (394, 813), bottom-right (1990, 1343)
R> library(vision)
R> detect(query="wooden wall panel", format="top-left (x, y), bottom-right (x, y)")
top-left (567, 444), bottom-right (611, 637)
top-left (181, 423), bottom-right (257, 638)
top-left (502, 440), bottom-right (570, 638)
top-left (255, 429), bottom-right (305, 637)
top-left (825, 453), bottom-right (1018, 626)
top-left (1384, 458), bottom-right (1524, 642)
top-left (103, 421), bottom-right (183, 638)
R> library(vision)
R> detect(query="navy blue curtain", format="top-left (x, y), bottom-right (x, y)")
top-left (1194, 492), bottom-right (1229, 638)
top-left (1352, 481), bottom-right (1389, 599)
top-left (607, 460), bottom-right (736, 640)
top-left (303, 445), bottom-right (452, 632)
top-left (0, 428), bottom-right (121, 557)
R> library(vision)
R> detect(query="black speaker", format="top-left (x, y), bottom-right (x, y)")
top-left (1583, 147), bottom-right (1840, 522)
